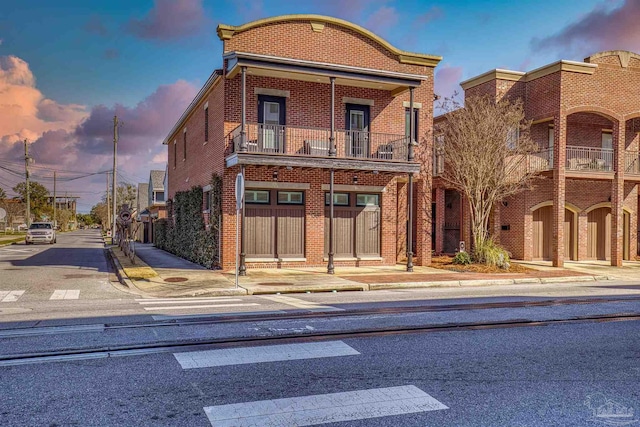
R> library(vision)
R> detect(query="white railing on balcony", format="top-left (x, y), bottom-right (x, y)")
top-left (566, 146), bottom-right (613, 172)
top-left (230, 123), bottom-right (411, 161)
top-left (527, 148), bottom-right (553, 173)
top-left (625, 151), bottom-right (640, 175)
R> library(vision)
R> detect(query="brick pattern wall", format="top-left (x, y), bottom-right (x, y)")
top-left (168, 80), bottom-right (226, 198)
top-left (224, 21), bottom-right (428, 75)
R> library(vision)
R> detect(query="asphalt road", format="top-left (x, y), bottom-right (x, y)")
top-left (1, 230), bottom-right (639, 425)
top-left (0, 315), bottom-right (637, 426)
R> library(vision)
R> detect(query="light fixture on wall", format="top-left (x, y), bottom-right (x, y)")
top-left (353, 175), bottom-right (358, 184)
top-left (272, 170), bottom-right (278, 181)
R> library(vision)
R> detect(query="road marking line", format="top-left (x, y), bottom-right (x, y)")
top-left (137, 298), bottom-right (242, 305)
top-left (135, 297), bottom-right (242, 302)
top-left (151, 310), bottom-right (287, 321)
top-left (143, 303), bottom-right (260, 311)
top-left (1, 290), bottom-right (25, 302)
top-left (50, 290), bottom-right (80, 300)
top-left (203, 385), bottom-right (448, 426)
top-left (259, 295), bottom-right (344, 311)
top-left (175, 340), bottom-right (359, 369)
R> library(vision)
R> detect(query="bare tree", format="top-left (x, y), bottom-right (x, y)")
top-left (433, 95), bottom-right (539, 262)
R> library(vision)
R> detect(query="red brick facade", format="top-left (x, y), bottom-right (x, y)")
top-left (164, 15), bottom-right (440, 271)
top-left (435, 51), bottom-right (640, 266)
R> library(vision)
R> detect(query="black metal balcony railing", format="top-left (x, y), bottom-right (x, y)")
top-left (230, 123), bottom-right (410, 161)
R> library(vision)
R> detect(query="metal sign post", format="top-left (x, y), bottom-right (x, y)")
top-left (234, 173), bottom-right (245, 289)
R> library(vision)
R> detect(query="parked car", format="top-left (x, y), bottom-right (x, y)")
top-left (25, 222), bottom-right (56, 245)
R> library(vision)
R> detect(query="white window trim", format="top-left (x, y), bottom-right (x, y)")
top-left (203, 101), bottom-right (209, 110)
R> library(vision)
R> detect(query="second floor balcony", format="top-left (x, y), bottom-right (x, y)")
top-left (433, 145), bottom-right (640, 179)
top-left (230, 123), bottom-right (410, 162)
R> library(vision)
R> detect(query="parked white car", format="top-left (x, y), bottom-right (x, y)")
top-left (25, 222), bottom-right (56, 245)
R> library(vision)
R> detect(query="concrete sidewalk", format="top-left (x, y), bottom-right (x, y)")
top-left (106, 242), bottom-right (621, 298)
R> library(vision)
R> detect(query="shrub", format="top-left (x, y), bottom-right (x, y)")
top-left (154, 173), bottom-right (222, 269)
top-left (452, 251), bottom-right (472, 265)
top-left (474, 238), bottom-right (510, 269)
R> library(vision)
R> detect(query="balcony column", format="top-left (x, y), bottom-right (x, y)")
top-left (327, 169), bottom-right (335, 274)
top-left (435, 187), bottom-right (445, 254)
top-left (408, 87), bottom-right (415, 161)
top-left (407, 172), bottom-right (414, 272)
top-left (552, 114), bottom-right (567, 267)
top-left (611, 120), bottom-right (625, 266)
top-left (329, 77), bottom-right (336, 157)
top-left (239, 66), bottom-right (248, 152)
top-left (239, 165), bottom-right (247, 275)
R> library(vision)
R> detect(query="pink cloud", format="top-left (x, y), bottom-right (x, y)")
top-left (126, 0), bottom-right (211, 41)
top-left (435, 65), bottom-right (463, 98)
top-left (363, 6), bottom-right (399, 37)
top-left (0, 55), bottom-right (198, 210)
top-left (531, 0), bottom-right (640, 56)
top-left (0, 56), bottom-right (87, 148)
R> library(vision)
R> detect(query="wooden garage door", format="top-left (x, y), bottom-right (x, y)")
top-left (245, 190), bottom-right (305, 259)
top-left (533, 206), bottom-right (574, 260)
top-left (532, 206), bottom-right (552, 260)
top-left (325, 193), bottom-right (381, 258)
top-left (587, 207), bottom-right (611, 260)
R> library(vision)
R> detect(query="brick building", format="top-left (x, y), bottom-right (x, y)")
top-left (163, 15), bottom-right (441, 272)
top-left (433, 50), bottom-right (640, 267)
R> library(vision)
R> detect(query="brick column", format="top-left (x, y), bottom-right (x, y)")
top-left (552, 114), bottom-right (566, 267)
top-left (461, 194), bottom-right (472, 250)
top-left (491, 203), bottom-right (501, 244)
top-left (611, 120), bottom-right (625, 266)
top-left (435, 187), bottom-right (445, 254)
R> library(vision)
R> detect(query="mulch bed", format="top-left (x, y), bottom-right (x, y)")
top-left (339, 256), bottom-right (590, 284)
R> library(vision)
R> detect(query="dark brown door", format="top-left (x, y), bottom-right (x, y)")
top-left (587, 207), bottom-right (611, 260)
top-left (564, 209), bottom-right (574, 260)
top-left (532, 206), bottom-right (553, 260)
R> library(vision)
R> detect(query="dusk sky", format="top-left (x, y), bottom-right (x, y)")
top-left (0, 0), bottom-right (635, 212)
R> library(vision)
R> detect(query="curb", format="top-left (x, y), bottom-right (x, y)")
top-left (367, 275), bottom-right (605, 291)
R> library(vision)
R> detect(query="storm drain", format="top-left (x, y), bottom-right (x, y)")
top-left (164, 277), bottom-right (188, 283)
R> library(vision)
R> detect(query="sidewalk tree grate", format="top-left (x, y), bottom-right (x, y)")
top-left (164, 277), bottom-right (188, 283)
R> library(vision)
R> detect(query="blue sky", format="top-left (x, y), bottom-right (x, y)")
top-left (0, 0), bottom-right (632, 211)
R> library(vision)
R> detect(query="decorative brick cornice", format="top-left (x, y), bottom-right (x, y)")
top-left (217, 15), bottom-right (442, 68)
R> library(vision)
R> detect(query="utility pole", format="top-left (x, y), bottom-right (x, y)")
top-left (53, 171), bottom-right (56, 228)
top-left (24, 139), bottom-right (31, 228)
top-left (106, 171), bottom-right (111, 231)
top-left (112, 115), bottom-right (119, 244)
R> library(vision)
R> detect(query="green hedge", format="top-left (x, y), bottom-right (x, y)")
top-left (154, 173), bottom-right (222, 269)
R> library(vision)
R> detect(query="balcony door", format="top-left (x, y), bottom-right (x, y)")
top-left (346, 104), bottom-right (370, 158)
top-left (258, 95), bottom-right (286, 153)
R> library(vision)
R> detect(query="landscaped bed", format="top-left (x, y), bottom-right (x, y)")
top-left (431, 255), bottom-right (531, 274)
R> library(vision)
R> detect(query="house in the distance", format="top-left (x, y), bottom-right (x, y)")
top-left (163, 15), bottom-right (441, 272)
top-left (433, 50), bottom-right (640, 266)
top-left (144, 169), bottom-right (166, 243)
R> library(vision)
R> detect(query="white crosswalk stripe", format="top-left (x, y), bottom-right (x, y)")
top-left (259, 295), bottom-right (343, 312)
top-left (50, 290), bottom-right (80, 300)
top-left (204, 385), bottom-right (448, 426)
top-left (135, 297), bottom-right (260, 311)
top-left (174, 341), bottom-right (359, 369)
top-left (0, 290), bottom-right (25, 302)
